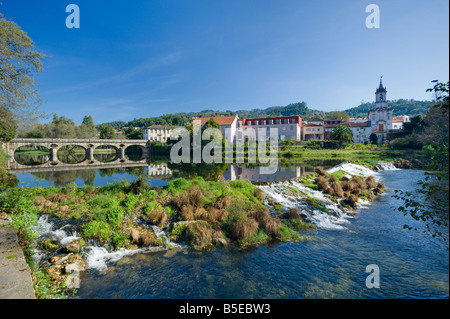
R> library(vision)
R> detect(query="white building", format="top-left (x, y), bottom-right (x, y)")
top-left (143, 125), bottom-right (174, 142)
top-left (344, 122), bottom-right (372, 144)
top-left (194, 115), bottom-right (239, 143)
top-left (238, 116), bottom-right (302, 142)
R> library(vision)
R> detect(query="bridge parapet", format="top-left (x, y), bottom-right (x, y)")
top-left (1, 138), bottom-right (151, 167)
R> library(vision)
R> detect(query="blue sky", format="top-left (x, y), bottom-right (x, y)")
top-left (2, 0), bottom-right (449, 124)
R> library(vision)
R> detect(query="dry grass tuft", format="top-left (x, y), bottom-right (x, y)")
top-left (285, 208), bottom-right (301, 219)
top-left (230, 218), bottom-right (258, 240)
top-left (147, 207), bottom-right (168, 227)
top-left (366, 176), bottom-right (377, 189)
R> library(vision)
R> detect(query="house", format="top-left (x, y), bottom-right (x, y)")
top-left (392, 117), bottom-right (405, 130)
top-left (302, 123), bottom-right (324, 140)
top-left (237, 116), bottom-right (302, 142)
top-left (143, 125), bottom-right (174, 142)
top-left (342, 121), bottom-right (372, 144)
top-left (194, 115), bottom-right (239, 143)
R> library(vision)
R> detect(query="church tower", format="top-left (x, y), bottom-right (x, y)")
top-left (368, 76), bottom-right (393, 143)
top-left (375, 77), bottom-right (388, 108)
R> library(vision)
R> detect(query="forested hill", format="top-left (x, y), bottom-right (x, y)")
top-left (102, 99), bottom-right (431, 129)
top-left (344, 99), bottom-right (431, 118)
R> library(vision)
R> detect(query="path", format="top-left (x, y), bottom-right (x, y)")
top-left (0, 219), bottom-right (36, 299)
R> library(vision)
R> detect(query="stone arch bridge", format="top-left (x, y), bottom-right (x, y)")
top-left (1, 138), bottom-right (150, 169)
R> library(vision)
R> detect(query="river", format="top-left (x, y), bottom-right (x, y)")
top-left (73, 168), bottom-right (447, 299)
top-left (6, 155), bottom-right (449, 299)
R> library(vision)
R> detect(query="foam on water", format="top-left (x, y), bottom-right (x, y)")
top-left (83, 246), bottom-right (145, 271)
top-left (376, 161), bottom-right (399, 171)
top-left (327, 162), bottom-right (377, 177)
top-left (258, 162), bottom-right (386, 231)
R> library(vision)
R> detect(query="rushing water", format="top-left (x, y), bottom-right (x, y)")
top-left (10, 154), bottom-right (449, 299)
top-left (66, 167), bottom-right (447, 299)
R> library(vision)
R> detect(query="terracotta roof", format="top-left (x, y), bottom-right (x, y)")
top-left (371, 130), bottom-right (385, 133)
top-left (341, 121), bottom-right (370, 128)
top-left (303, 123), bottom-right (323, 127)
top-left (392, 118), bottom-right (403, 122)
top-left (145, 125), bottom-right (172, 129)
top-left (194, 116), bottom-right (237, 126)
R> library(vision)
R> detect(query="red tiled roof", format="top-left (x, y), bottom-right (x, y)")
top-left (341, 121), bottom-right (369, 127)
top-left (392, 118), bottom-right (403, 122)
top-left (194, 116), bottom-right (237, 126)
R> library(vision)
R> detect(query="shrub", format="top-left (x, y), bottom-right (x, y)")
top-left (252, 188), bottom-right (265, 201)
top-left (261, 217), bottom-right (281, 237)
top-left (207, 207), bottom-right (229, 223)
top-left (174, 193), bottom-right (190, 209)
top-left (123, 194), bottom-right (138, 212)
top-left (147, 207), bottom-right (168, 227)
top-left (366, 176), bottom-right (377, 189)
top-left (316, 167), bottom-right (328, 177)
top-left (180, 205), bottom-right (194, 221)
top-left (352, 188), bottom-right (362, 197)
top-left (329, 182), bottom-right (344, 198)
top-left (185, 221), bottom-right (213, 250)
top-left (230, 218), bottom-right (259, 241)
top-left (315, 176), bottom-right (329, 192)
top-left (82, 221), bottom-right (111, 244)
top-left (284, 208), bottom-right (301, 219)
top-left (351, 176), bottom-right (367, 190)
top-left (329, 175), bottom-right (339, 184)
top-left (216, 195), bottom-right (232, 209)
top-left (194, 208), bottom-right (208, 221)
top-left (188, 186), bottom-right (204, 208)
top-left (347, 194), bottom-right (359, 209)
top-left (248, 208), bottom-right (270, 222)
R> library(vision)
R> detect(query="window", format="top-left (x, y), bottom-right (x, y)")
top-left (269, 120), bottom-right (273, 125)
top-left (255, 120), bottom-right (259, 125)
top-left (284, 119), bottom-right (288, 124)
top-left (290, 126), bottom-right (294, 131)
top-left (262, 120), bottom-right (266, 125)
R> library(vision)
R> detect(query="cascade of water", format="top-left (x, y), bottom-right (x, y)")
top-left (376, 161), bottom-right (399, 170)
top-left (257, 163), bottom-right (389, 231)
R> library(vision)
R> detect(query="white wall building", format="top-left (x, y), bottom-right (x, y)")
top-left (143, 125), bottom-right (174, 142)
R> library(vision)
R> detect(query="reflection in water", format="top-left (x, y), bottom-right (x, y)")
top-left (9, 152), bottom-right (347, 188)
top-left (15, 153), bottom-right (50, 166)
top-left (93, 152), bottom-right (118, 163)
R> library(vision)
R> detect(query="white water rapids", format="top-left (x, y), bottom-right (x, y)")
top-left (258, 161), bottom-right (399, 231)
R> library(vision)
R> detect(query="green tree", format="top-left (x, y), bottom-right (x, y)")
top-left (0, 14), bottom-right (45, 131)
top-left (78, 115), bottom-right (97, 138)
top-left (99, 124), bottom-right (116, 139)
top-left (331, 125), bottom-right (353, 148)
top-left (326, 111), bottom-right (350, 121)
top-left (394, 80), bottom-right (449, 245)
top-left (124, 127), bottom-right (143, 140)
top-left (369, 133), bottom-right (378, 145)
top-left (0, 106), bottom-right (16, 141)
